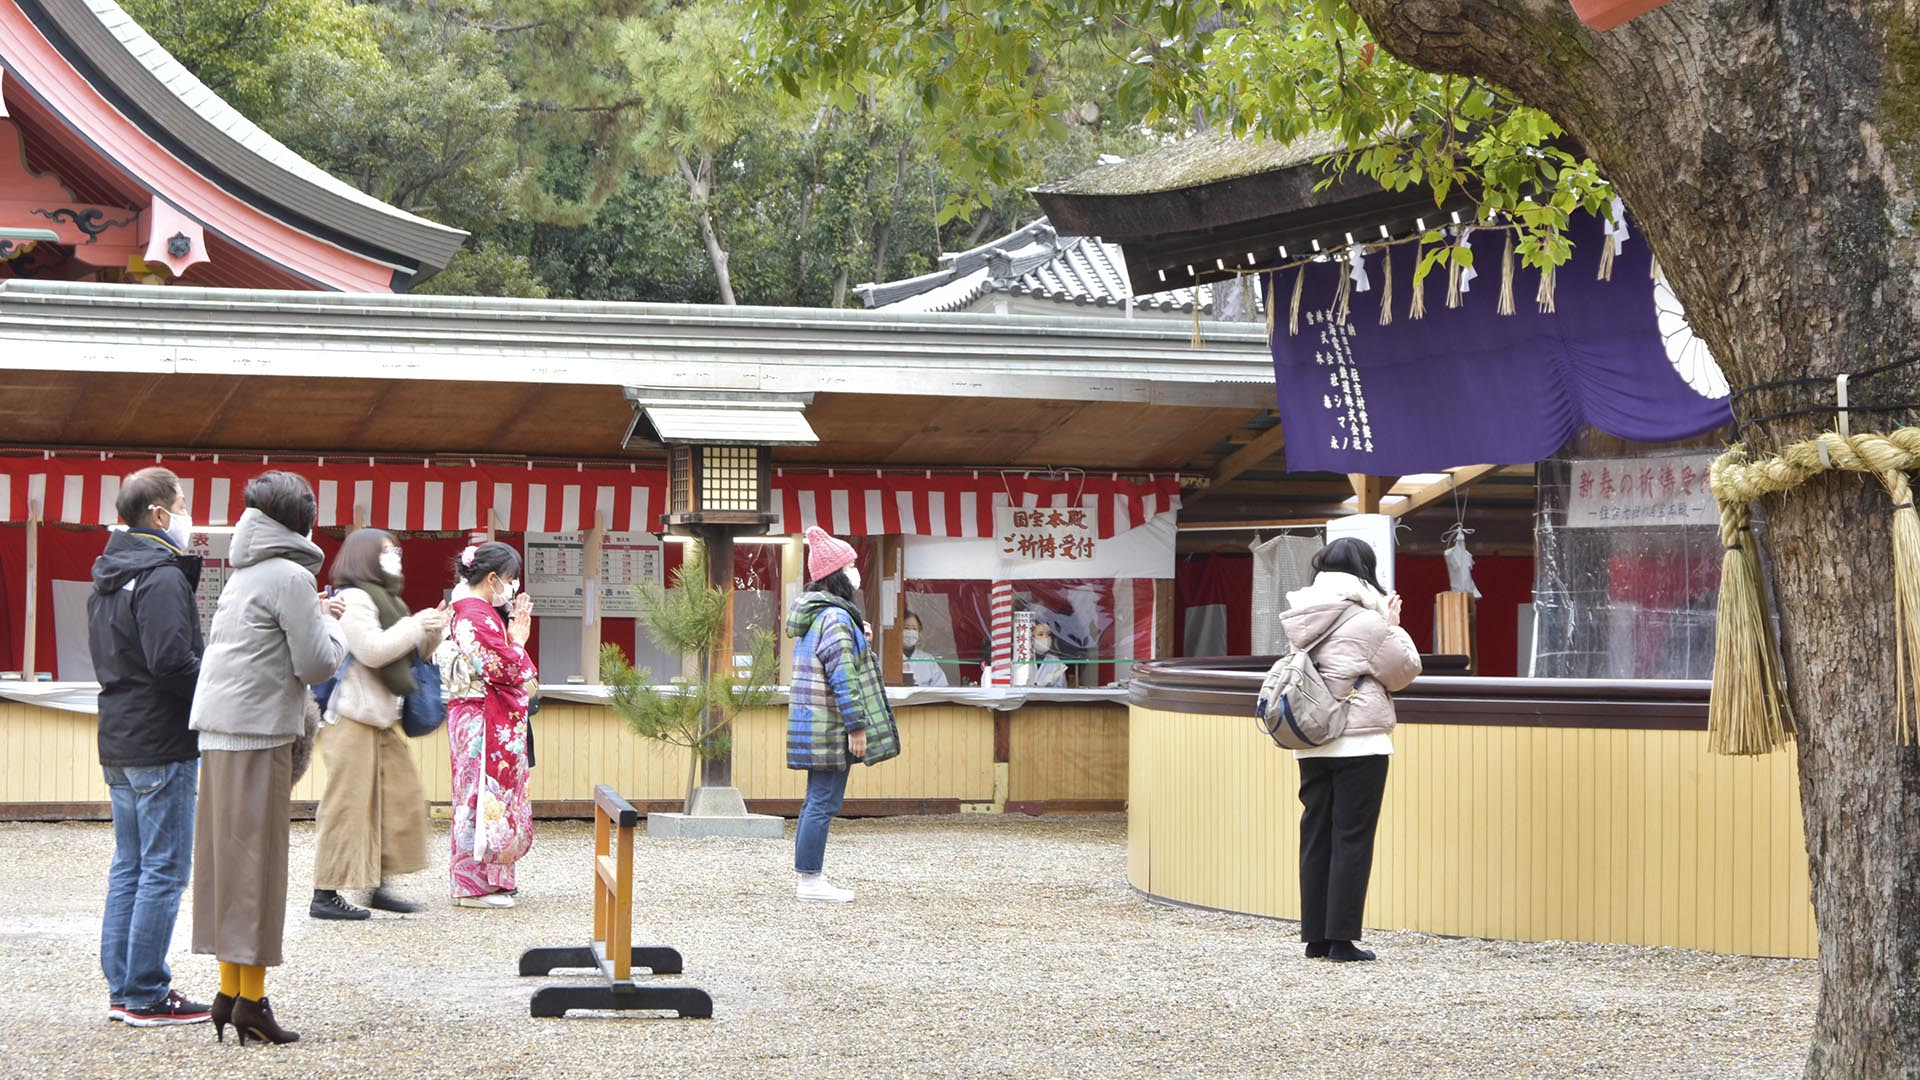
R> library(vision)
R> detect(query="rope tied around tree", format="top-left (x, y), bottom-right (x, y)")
top-left (1710, 429), bottom-right (1920, 754)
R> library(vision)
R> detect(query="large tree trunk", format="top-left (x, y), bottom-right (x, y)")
top-left (1345, 2), bottom-right (1920, 1075)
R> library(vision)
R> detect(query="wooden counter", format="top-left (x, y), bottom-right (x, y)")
top-left (0, 690), bottom-right (1127, 819)
top-left (1127, 659), bottom-right (1816, 958)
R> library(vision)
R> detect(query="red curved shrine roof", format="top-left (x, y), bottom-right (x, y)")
top-left (0, 0), bottom-right (466, 292)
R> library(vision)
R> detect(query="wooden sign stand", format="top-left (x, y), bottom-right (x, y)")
top-left (518, 785), bottom-right (714, 1019)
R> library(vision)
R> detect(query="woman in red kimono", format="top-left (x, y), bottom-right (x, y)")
top-left (439, 542), bottom-right (537, 908)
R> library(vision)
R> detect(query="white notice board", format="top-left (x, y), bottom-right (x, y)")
top-left (525, 531), bottom-right (664, 617)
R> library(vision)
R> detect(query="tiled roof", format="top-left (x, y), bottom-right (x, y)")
top-left (856, 217), bottom-right (1253, 315)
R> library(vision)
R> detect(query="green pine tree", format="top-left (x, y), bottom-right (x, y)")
top-left (600, 542), bottom-right (778, 811)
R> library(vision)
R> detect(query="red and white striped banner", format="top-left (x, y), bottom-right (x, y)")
top-left (0, 457), bottom-right (1182, 540)
top-left (773, 471), bottom-right (1181, 540)
top-left (0, 455), bottom-right (669, 534)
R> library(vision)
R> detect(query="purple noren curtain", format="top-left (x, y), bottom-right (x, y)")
top-left (1267, 214), bottom-right (1730, 475)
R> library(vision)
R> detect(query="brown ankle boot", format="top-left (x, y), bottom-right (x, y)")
top-left (231, 996), bottom-right (300, 1045)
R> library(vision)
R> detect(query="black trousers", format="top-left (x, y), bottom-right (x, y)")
top-left (1297, 754), bottom-right (1390, 943)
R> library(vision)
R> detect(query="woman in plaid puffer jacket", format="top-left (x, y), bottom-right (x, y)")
top-left (784, 528), bottom-right (900, 903)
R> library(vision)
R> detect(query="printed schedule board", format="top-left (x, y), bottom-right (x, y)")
top-left (525, 531), bottom-right (663, 617)
top-left (186, 531), bottom-right (232, 637)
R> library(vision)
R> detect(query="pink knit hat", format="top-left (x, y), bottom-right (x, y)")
top-left (805, 526), bottom-right (857, 583)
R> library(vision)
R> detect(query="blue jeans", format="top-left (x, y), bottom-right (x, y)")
top-left (101, 761), bottom-right (197, 1008)
top-left (794, 768), bottom-right (850, 874)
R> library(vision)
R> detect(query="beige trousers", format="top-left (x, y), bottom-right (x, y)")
top-left (312, 719), bottom-right (427, 890)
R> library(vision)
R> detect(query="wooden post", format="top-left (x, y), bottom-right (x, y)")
top-left (20, 498), bottom-right (40, 680)
top-left (702, 531), bottom-right (734, 790)
top-left (581, 513), bottom-right (606, 681)
top-left (1153, 579), bottom-right (1174, 660)
top-left (486, 509), bottom-right (499, 541)
top-left (353, 502), bottom-right (370, 531)
top-left (1348, 473), bottom-right (1389, 515)
top-left (1434, 591), bottom-right (1478, 673)
top-left (779, 534), bottom-right (804, 688)
top-left (881, 536), bottom-right (906, 683)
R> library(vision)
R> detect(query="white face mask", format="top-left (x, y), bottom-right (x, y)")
top-left (902, 630), bottom-right (920, 650)
top-left (1034, 635), bottom-right (1053, 656)
top-left (379, 549), bottom-right (403, 577)
top-left (495, 578), bottom-right (519, 606)
top-left (149, 504), bottom-right (191, 549)
top-left (844, 565), bottom-right (862, 591)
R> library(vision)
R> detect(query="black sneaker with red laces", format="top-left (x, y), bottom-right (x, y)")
top-left (121, 989), bottom-right (212, 1027)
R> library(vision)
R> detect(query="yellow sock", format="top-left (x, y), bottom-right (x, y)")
top-left (218, 962), bottom-right (241, 998)
top-left (239, 965), bottom-right (266, 1001)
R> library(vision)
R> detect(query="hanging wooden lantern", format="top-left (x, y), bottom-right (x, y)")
top-left (622, 392), bottom-right (819, 533)
top-left (664, 442), bottom-right (776, 528)
top-left (1569, 0), bottom-right (1673, 31)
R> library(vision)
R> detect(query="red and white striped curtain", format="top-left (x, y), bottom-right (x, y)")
top-left (0, 455), bottom-right (669, 534)
top-left (0, 456), bottom-right (1182, 540)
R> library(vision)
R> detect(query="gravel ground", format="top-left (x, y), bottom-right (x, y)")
top-left (0, 815), bottom-right (1814, 1079)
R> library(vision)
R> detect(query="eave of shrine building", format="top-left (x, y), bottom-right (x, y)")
top-left (0, 0), bottom-right (466, 291)
top-left (1033, 131), bottom-right (1478, 297)
top-left (0, 280), bottom-right (1272, 473)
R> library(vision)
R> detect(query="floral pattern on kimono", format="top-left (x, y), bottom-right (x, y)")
top-left (442, 596), bottom-right (536, 897)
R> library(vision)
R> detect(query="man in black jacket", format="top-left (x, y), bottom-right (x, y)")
top-left (88, 467), bottom-right (212, 1027)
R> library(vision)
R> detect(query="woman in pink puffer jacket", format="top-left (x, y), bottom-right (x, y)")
top-left (1278, 538), bottom-right (1422, 963)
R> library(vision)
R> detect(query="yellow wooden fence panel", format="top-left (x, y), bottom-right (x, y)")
top-left (1129, 707), bottom-right (1817, 959)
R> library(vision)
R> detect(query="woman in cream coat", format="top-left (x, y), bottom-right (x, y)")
top-left (310, 528), bottom-right (446, 921)
top-left (1278, 537), bottom-right (1422, 963)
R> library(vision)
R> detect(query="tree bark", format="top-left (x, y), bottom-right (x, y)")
top-left (677, 151), bottom-right (736, 305)
top-left (1341, 2), bottom-right (1920, 1074)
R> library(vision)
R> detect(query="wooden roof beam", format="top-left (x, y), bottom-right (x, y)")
top-left (1386, 465), bottom-right (1501, 518)
top-left (1188, 417), bottom-right (1286, 503)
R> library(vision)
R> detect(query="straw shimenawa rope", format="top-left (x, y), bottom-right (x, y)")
top-left (1710, 429), bottom-right (1920, 753)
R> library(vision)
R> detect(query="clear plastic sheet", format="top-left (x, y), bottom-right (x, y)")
top-left (905, 578), bottom-right (1134, 687)
top-left (1530, 456), bottom-right (1721, 679)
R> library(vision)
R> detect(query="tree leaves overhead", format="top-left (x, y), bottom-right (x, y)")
top-left (744, 0), bottom-right (1620, 271)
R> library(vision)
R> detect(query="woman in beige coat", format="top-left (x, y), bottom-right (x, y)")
top-left (1278, 537), bottom-right (1422, 963)
top-left (311, 528), bottom-right (447, 921)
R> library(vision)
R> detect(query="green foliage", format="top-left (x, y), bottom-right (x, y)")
top-left (412, 239), bottom-right (552, 297)
top-left (125, 0), bottom-right (1161, 300)
top-left (121, 0), bottom-right (383, 122)
top-left (598, 542), bottom-right (780, 810)
top-left (745, 0), bottom-right (1619, 275)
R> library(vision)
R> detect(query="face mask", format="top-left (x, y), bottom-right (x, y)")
top-left (379, 550), bottom-right (403, 577)
top-left (495, 578), bottom-right (519, 606)
top-left (150, 505), bottom-right (191, 549)
top-left (1035, 636), bottom-right (1053, 656)
top-left (844, 565), bottom-right (862, 591)
top-left (903, 630), bottom-right (920, 650)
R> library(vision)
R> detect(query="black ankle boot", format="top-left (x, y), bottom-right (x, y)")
top-left (231, 996), bottom-right (299, 1045)
top-left (310, 889), bottom-right (370, 921)
top-left (211, 992), bottom-right (234, 1042)
top-left (1304, 940), bottom-right (1331, 959)
top-left (1327, 940), bottom-right (1377, 963)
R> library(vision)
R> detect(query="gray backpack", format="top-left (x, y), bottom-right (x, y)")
top-left (1255, 607), bottom-right (1364, 750)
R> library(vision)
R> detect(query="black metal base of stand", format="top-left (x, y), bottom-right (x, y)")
top-left (519, 943), bottom-right (711, 1019)
top-left (528, 981), bottom-right (714, 1019)
top-left (519, 944), bottom-right (686, 977)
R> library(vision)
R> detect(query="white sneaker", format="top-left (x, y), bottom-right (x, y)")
top-left (795, 876), bottom-right (854, 903)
